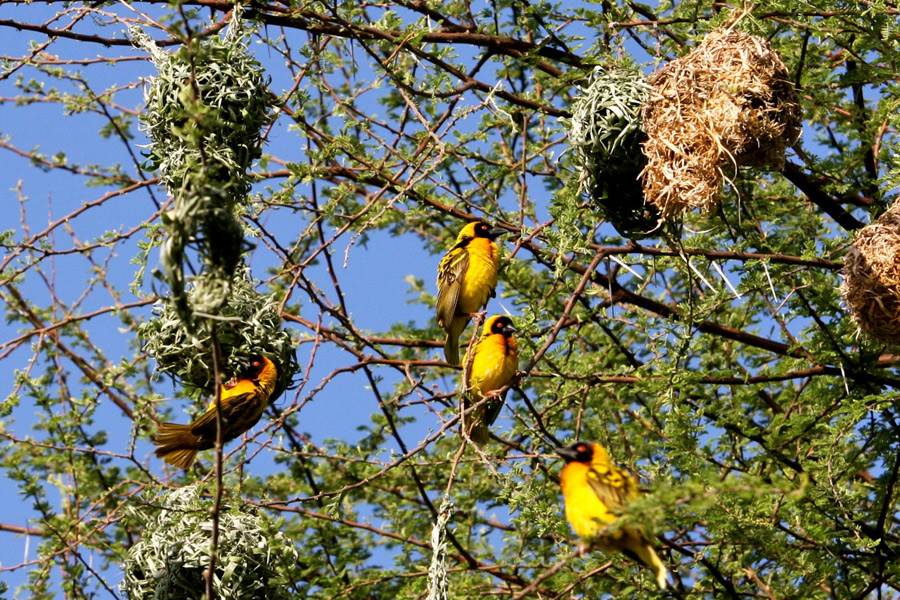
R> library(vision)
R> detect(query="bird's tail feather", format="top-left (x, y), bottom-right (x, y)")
top-left (626, 543), bottom-right (668, 590)
top-left (152, 422), bottom-right (200, 469)
top-left (467, 418), bottom-right (490, 445)
top-left (157, 447), bottom-right (199, 470)
top-left (444, 334), bottom-right (460, 366)
top-left (444, 317), bottom-right (469, 365)
top-left (466, 396), bottom-right (504, 445)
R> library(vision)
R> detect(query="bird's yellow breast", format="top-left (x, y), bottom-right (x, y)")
top-left (458, 238), bottom-right (499, 315)
top-left (468, 334), bottom-right (517, 396)
top-left (560, 461), bottom-right (617, 540)
top-left (206, 358), bottom-right (277, 410)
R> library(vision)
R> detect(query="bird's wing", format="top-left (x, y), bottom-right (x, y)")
top-left (190, 389), bottom-right (261, 440)
top-left (585, 463), bottom-right (637, 513)
top-left (206, 379), bottom-right (262, 410)
top-left (436, 244), bottom-right (469, 329)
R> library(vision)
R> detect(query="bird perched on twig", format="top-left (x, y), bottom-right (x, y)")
top-left (556, 441), bottom-right (668, 589)
top-left (464, 315), bottom-right (518, 444)
top-left (436, 222), bottom-right (506, 365)
top-left (152, 355), bottom-right (278, 469)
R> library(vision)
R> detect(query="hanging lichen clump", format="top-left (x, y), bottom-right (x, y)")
top-left (121, 485), bottom-right (304, 600)
top-left (640, 27), bottom-right (802, 219)
top-left (130, 10), bottom-right (272, 322)
top-left (564, 65), bottom-right (660, 236)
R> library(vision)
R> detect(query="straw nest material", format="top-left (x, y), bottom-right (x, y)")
top-left (842, 204), bottom-right (900, 343)
top-left (641, 28), bottom-right (802, 218)
top-left (565, 66), bottom-right (659, 236)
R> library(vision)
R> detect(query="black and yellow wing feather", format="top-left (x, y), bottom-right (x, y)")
top-left (585, 463), bottom-right (638, 513)
top-left (436, 241), bottom-right (471, 364)
top-left (188, 390), bottom-right (266, 447)
top-left (436, 240), bottom-right (469, 329)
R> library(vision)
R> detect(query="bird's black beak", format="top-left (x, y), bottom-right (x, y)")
top-left (501, 323), bottom-right (517, 336)
top-left (555, 446), bottom-right (580, 463)
top-left (486, 227), bottom-right (508, 240)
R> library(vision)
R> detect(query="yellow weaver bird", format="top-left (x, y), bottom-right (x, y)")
top-left (152, 355), bottom-right (278, 469)
top-left (556, 441), bottom-right (668, 590)
top-left (464, 315), bottom-right (518, 444)
top-left (436, 222), bottom-right (506, 365)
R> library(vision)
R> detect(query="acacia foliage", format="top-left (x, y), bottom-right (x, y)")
top-left (1, 1), bottom-right (899, 598)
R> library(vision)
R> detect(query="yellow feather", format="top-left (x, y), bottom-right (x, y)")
top-left (456, 238), bottom-right (500, 314)
top-left (558, 442), bottom-right (668, 589)
top-left (465, 315), bottom-right (518, 444)
top-left (152, 356), bottom-right (278, 469)
top-left (436, 223), bottom-right (504, 365)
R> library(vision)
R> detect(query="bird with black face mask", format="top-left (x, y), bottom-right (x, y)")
top-left (152, 355), bottom-right (278, 469)
top-left (436, 222), bottom-right (507, 365)
top-left (463, 315), bottom-right (518, 444)
top-left (556, 441), bottom-right (668, 589)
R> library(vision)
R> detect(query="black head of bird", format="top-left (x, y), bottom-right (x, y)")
top-left (464, 222), bottom-right (507, 242)
top-left (556, 442), bottom-right (595, 464)
top-left (488, 315), bottom-right (517, 337)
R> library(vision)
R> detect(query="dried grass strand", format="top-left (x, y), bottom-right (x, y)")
top-left (641, 28), bottom-right (802, 218)
top-left (842, 203), bottom-right (900, 343)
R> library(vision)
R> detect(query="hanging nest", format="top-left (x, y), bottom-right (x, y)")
top-left (130, 10), bottom-right (273, 322)
top-left (138, 266), bottom-right (300, 402)
top-left (640, 28), bottom-right (802, 218)
top-left (842, 204), bottom-right (900, 343)
top-left (121, 485), bottom-right (304, 600)
top-left (564, 66), bottom-right (660, 236)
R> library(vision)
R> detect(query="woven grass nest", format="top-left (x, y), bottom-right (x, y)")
top-left (138, 266), bottom-right (300, 402)
top-left (565, 66), bottom-right (660, 236)
top-left (641, 28), bottom-right (802, 218)
top-left (121, 486), bottom-right (302, 600)
top-left (131, 10), bottom-right (272, 323)
top-left (842, 204), bottom-right (900, 343)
